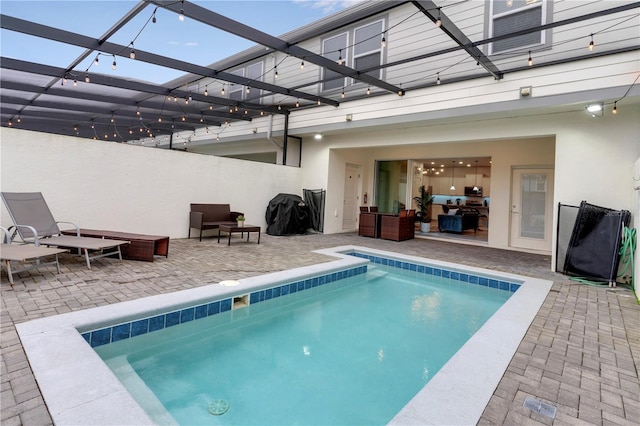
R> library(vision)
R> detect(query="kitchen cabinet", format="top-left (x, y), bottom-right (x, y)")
top-left (482, 176), bottom-right (491, 196)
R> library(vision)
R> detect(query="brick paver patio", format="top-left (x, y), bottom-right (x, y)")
top-left (1, 233), bottom-right (638, 425)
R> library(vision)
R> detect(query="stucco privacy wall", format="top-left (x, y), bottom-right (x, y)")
top-left (0, 127), bottom-right (303, 238)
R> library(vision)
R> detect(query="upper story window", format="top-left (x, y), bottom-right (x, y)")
top-left (353, 20), bottom-right (384, 79)
top-left (321, 17), bottom-right (387, 93)
top-left (488, 0), bottom-right (549, 55)
top-left (227, 62), bottom-right (264, 102)
top-left (322, 32), bottom-right (348, 92)
top-left (228, 69), bottom-right (244, 102)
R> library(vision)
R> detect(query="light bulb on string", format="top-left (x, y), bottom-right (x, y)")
top-left (274, 67), bottom-right (278, 78)
top-left (94, 55), bottom-right (99, 66)
top-left (341, 88), bottom-right (345, 98)
top-left (300, 61), bottom-right (304, 70)
top-left (204, 86), bottom-right (208, 96)
top-left (366, 86), bottom-right (370, 95)
top-left (588, 34), bottom-right (594, 51)
top-left (381, 34), bottom-right (386, 48)
top-left (295, 99), bottom-right (300, 108)
top-left (246, 86), bottom-right (250, 94)
top-left (436, 73), bottom-right (441, 85)
top-left (337, 49), bottom-right (343, 65)
top-left (221, 85), bottom-right (225, 96)
top-left (435, 8), bottom-right (442, 27)
top-left (84, 73), bottom-right (90, 83)
top-left (613, 101), bottom-right (618, 114)
top-left (112, 57), bottom-right (117, 70)
top-left (179, 0), bottom-right (185, 21)
top-left (528, 51), bottom-right (533, 66)
top-left (129, 43), bottom-right (136, 59)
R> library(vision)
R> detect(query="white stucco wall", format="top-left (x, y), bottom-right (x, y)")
top-left (0, 128), bottom-right (303, 238)
top-left (304, 105), bottom-right (639, 262)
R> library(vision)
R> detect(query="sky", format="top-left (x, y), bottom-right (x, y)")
top-left (0, 0), bottom-right (363, 83)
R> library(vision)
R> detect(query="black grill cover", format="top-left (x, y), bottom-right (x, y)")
top-left (265, 194), bottom-right (311, 236)
top-left (563, 201), bottom-right (631, 282)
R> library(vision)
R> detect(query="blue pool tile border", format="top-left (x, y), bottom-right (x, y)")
top-left (346, 251), bottom-right (522, 293)
top-left (82, 252), bottom-right (522, 349)
top-left (82, 265), bottom-right (367, 348)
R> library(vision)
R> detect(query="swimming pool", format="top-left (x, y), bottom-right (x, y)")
top-left (95, 261), bottom-right (513, 425)
top-left (16, 246), bottom-right (552, 425)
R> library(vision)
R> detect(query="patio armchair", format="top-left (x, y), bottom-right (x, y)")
top-left (380, 210), bottom-right (415, 241)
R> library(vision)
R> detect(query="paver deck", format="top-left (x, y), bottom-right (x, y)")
top-left (1, 233), bottom-right (638, 425)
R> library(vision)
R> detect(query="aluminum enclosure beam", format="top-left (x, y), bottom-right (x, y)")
top-left (0, 14), bottom-right (337, 108)
top-left (149, 0), bottom-right (405, 96)
top-left (411, 0), bottom-right (502, 80)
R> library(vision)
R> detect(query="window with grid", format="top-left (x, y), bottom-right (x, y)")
top-left (228, 69), bottom-right (244, 102)
top-left (322, 32), bottom-right (348, 92)
top-left (245, 62), bottom-right (263, 102)
top-left (353, 20), bottom-right (384, 80)
top-left (489, 0), bottom-right (547, 55)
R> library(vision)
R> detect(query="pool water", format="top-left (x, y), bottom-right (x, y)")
top-left (96, 263), bottom-right (512, 425)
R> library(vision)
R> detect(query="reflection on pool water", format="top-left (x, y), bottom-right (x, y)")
top-left (16, 246), bottom-right (552, 426)
top-left (94, 253), bottom-right (516, 425)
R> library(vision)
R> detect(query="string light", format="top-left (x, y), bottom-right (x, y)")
top-left (295, 99), bottom-right (300, 108)
top-left (129, 42), bottom-right (136, 59)
top-left (588, 34), bottom-right (594, 51)
top-left (300, 60), bottom-right (304, 70)
top-left (94, 55), bottom-right (99, 66)
top-left (381, 34), bottom-right (386, 48)
top-left (246, 86), bottom-right (251, 94)
top-left (435, 8), bottom-right (442, 27)
top-left (274, 67), bottom-right (279, 78)
top-left (341, 88), bottom-right (345, 98)
top-left (84, 73), bottom-right (90, 83)
top-left (366, 86), bottom-right (370, 95)
top-left (612, 101), bottom-right (618, 114)
top-left (112, 56), bottom-right (117, 70)
top-left (436, 72), bottom-right (441, 85)
top-left (317, 99), bottom-right (321, 105)
top-left (204, 85), bottom-right (208, 96)
top-left (73, 78), bottom-right (77, 86)
top-left (179, 0), bottom-right (185, 21)
top-left (338, 49), bottom-right (343, 65)
top-left (221, 85), bottom-right (225, 96)
top-left (528, 51), bottom-right (533, 66)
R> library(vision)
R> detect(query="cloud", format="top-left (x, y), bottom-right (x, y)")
top-left (167, 41), bottom-right (199, 47)
top-left (292, 0), bottom-right (364, 15)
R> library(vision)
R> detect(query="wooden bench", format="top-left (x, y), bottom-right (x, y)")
top-left (61, 229), bottom-right (169, 262)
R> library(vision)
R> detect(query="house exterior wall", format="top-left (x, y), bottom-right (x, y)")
top-left (0, 127), bottom-right (303, 238)
top-left (308, 105), bottom-right (638, 256)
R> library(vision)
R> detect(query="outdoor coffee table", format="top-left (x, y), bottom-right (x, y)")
top-left (217, 224), bottom-right (261, 246)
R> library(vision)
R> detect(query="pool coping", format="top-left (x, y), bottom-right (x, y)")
top-left (16, 245), bottom-right (552, 426)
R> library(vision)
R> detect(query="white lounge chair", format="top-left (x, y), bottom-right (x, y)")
top-left (0, 226), bottom-right (67, 286)
top-left (1, 192), bottom-right (129, 270)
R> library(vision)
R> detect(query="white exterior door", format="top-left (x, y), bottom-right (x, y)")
top-left (342, 164), bottom-right (360, 230)
top-left (510, 168), bottom-right (554, 252)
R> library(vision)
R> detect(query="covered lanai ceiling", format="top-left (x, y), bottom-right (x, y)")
top-left (1, 0), bottom-right (639, 142)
